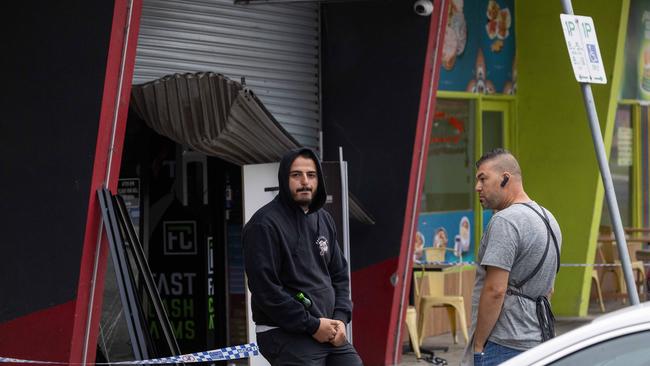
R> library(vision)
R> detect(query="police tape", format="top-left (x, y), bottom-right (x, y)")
top-left (0, 343), bottom-right (259, 365)
top-left (418, 261), bottom-right (650, 268)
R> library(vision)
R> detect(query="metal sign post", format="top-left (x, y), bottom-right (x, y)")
top-left (560, 0), bottom-right (640, 305)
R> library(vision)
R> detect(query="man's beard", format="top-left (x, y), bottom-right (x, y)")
top-left (293, 187), bottom-right (313, 206)
top-left (479, 196), bottom-right (495, 209)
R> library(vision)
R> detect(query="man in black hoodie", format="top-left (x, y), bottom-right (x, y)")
top-left (243, 148), bottom-right (363, 365)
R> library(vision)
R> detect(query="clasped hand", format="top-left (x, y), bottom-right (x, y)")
top-left (312, 318), bottom-right (347, 346)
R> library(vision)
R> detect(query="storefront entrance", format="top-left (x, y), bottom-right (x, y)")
top-left (418, 95), bottom-right (513, 264)
top-left (96, 113), bottom-right (248, 364)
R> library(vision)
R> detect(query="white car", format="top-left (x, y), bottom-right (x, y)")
top-left (500, 302), bottom-right (650, 365)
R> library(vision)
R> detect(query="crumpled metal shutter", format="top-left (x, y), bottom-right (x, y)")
top-left (132, 0), bottom-right (320, 151)
top-left (130, 72), bottom-right (301, 165)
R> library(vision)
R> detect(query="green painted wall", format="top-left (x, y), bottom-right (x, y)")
top-left (516, 0), bottom-right (628, 316)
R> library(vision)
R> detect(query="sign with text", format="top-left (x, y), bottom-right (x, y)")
top-left (560, 14), bottom-right (607, 84)
top-left (163, 221), bottom-right (198, 255)
top-left (118, 178), bottom-right (140, 234)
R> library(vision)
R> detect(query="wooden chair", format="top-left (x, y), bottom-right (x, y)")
top-left (415, 248), bottom-right (469, 345)
top-left (405, 306), bottom-right (421, 359)
top-left (599, 239), bottom-right (646, 302)
top-left (590, 268), bottom-right (606, 313)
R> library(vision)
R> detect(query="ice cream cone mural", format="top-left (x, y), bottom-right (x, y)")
top-left (466, 49), bottom-right (496, 94)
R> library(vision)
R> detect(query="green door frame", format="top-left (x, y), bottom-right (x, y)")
top-left (435, 91), bottom-right (515, 253)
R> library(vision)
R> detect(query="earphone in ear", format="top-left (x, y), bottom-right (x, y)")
top-left (500, 175), bottom-right (510, 188)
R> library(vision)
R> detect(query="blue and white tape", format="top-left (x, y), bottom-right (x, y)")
top-left (0, 343), bottom-right (258, 365)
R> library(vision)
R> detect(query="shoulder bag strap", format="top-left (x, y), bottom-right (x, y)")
top-left (510, 204), bottom-right (550, 288)
top-left (520, 202), bottom-right (561, 274)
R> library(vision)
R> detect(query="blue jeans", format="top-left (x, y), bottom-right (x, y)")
top-left (474, 341), bottom-right (523, 366)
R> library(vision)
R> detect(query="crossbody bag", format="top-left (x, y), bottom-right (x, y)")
top-left (506, 202), bottom-right (560, 341)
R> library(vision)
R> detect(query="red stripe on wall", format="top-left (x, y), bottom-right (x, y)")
top-left (68, 0), bottom-right (142, 363)
top-left (0, 301), bottom-right (76, 363)
top-left (389, 1), bottom-right (449, 364)
top-left (350, 258), bottom-right (399, 366)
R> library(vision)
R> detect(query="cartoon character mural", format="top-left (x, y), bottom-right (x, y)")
top-left (442, 0), bottom-right (468, 71)
top-left (413, 231), bottom-right (425, 264)
top-left (438, 0), bottom-right (516, 94)
top-left (456, 216), bottom-right (471, 257)
top-left (418, 211), bottom-right (476, 264)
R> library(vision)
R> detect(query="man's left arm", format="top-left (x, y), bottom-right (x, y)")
top-left (473, 266), bottom-right (509, 353)
top-left (329, 239), bottom-right (352, 323)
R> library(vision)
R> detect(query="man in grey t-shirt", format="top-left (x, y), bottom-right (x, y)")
top-left (462, 149), bottom-right (562, 366)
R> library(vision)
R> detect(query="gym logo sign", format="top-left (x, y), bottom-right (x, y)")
top-left (164, 221), bottom-right (197, 255)
top-left (316, 236), bottom-right (329, 257)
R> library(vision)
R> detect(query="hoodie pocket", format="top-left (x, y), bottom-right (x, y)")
top-left (304, 286), bottom-right (336, 319)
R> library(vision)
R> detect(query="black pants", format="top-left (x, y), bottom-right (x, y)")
top-left (256, 328), bottom-right (364, 366)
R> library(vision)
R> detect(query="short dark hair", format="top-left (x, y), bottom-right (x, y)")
top-left (475, 148), bottom-right (512, 169)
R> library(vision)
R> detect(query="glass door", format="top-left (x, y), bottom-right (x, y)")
top-left (601, 105), bottom-right (635, 229)
top-left (479, 100), bottom-right (510, 155)
top-left (476, 100), bottom-right (511, 236)
top-left (419, 98), bottom-right (476, 263)
top-left (640, 106), bottom-right (650, 228)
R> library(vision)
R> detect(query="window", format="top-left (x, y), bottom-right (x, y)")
top-left (550, 330), bottom-right (650, 365)
top-left (422, 98), bottom-right (476, 212)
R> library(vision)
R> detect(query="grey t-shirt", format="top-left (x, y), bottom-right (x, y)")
top-left (470, 201), bottom-right (562, 350)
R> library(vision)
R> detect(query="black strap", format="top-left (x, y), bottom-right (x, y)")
top-left (505, 203), bottom-right (559, 342)
top-left (509, 203), bottom-right (560, 289)
top-left (519, 202), bottom-right (561, 274)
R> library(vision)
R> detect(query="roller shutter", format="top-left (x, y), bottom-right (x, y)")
top-left (132, 0), bottom-right (320, 151)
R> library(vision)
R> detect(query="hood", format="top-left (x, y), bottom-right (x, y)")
top-left (277, 148), bottom-right (327, 213)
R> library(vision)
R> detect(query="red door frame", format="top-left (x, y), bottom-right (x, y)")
top-left (389, 1), bottom-right (449, 363)
top-left (68, 0), bottom-right (142, 363)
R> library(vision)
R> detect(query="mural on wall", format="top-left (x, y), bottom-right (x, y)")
top-left (415, 211), bottom-right (474, 264)
top-left (415, 210), bottom-right (494, 264)
top-left (622, 0), bottom-right (650, 101)
top-left (438, 0), bottom-right (516, 94)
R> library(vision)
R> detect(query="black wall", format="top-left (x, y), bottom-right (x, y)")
top-left (0, 1), bottom-right (115, 321)
top-left (321, 1), bottom-right (431, 270)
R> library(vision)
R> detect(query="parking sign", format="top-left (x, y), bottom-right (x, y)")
top-left (560, 14), bottom-right (607, 84)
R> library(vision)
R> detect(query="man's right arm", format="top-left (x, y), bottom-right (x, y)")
top-left (473, 266), bottom-right (509, 352)
top-left (242, 222), bottom-right (321, 335)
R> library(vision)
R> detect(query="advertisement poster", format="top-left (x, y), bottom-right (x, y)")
top-left (438, 0), bottom-right (516, 94)
top-left (622, 0), bottom-right (650, 100)
top-left (117, 178), bottom-right (140, 234)
top-left (147, 200), bottom-right (212, 353)
top-left (415, 210), bottom-right (494, 264)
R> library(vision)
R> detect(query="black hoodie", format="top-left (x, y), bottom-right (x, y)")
top-left (242, 148), bottom-right (352, 335)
